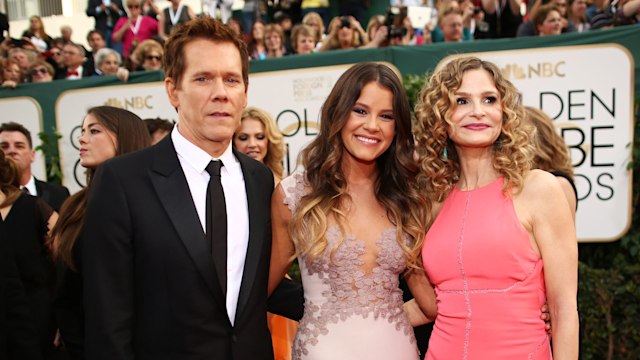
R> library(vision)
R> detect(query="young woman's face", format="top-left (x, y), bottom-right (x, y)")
top-left (340, 81), bottom-right (396, 166)
top-left (252, 22), bottom-right (265, 40)
top-left (234, 118), bottom-right (269, 163)
top-left (78, 114), bottom-right (118, 169)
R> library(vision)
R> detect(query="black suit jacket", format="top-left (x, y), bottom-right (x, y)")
top-left (34, 179), bottom-right (70, 212)
top-left (83, 136), bottom-right (302, 360)
top-left (0, 221), bottom-right (41, 360)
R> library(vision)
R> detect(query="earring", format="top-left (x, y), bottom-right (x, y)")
top-left (442, 146), bottom-right (448, 159)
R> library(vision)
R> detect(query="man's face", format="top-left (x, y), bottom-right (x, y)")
top-left (0, 130), bottom-right (35, 177)
top-left (165, 39), bottom-right (247, 156)
top-left (63, 45), bottom-right (84, 68)
top-left (442, 13), bottom-right (464, 42)
top-left (88, 33), bottom-right (106, 51)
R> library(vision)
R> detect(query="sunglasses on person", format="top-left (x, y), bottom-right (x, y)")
top-left (145, 55), bottom-right (162, 61)
top-left (128, 4), bottom-right (140, 9)
top-left (30, 68), bottom-right (49, 75)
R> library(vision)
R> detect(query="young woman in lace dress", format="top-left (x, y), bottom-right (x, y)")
top-left (268, 62), bottom-right (435, 359)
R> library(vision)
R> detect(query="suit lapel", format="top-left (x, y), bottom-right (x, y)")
top-left (235, 151), bottom-right (266, 319)
top-left (35, 179), bottom-right (50, 203)
top-left (149, 137), bottom-right (226, 308)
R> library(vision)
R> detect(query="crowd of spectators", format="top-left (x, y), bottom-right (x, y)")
top-left (0, 0), bottom-right (638, 89)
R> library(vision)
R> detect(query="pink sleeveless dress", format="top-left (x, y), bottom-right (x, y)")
top-left (422, 177), bottom-right (551, 359)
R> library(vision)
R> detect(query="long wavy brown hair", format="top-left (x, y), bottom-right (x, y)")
top-left (0, 151), bottom-right (21, 208)
top-left (414, 57), bottom-right (534, 208)
top-left (50, 106), bottom-right (151, 270)
top-left (525, 106), bottom-right (574, 177)
top-left (291, 62), bottom-right (426, 269)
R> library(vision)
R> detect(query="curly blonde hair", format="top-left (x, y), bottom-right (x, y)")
top-left (291, 62), bottom-right (426, 270)
top-left (237, 107), bottom-right (285, 180)
top-left (525, 106), bottom-right (574, 177)
top-left (414, 56), bottom-right (534, 205)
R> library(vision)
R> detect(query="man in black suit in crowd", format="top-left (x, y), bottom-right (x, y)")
top-left (83, 17), bottom-right (302, 360)
top-left (0, 122), bottom-right (70, 212)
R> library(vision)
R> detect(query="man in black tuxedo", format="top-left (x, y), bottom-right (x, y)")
top-left (0, 122), bottom-right (70, 212)
top-left (83, 17), bottom-right (302, 360)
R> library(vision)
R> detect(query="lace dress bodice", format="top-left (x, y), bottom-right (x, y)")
top-left (281, 171), bottom-right (418, 360)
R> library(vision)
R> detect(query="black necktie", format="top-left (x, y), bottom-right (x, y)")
top-left (21, 186), bottom-right (30, 194)
top-left (205, 160), bottom-right (227, 296)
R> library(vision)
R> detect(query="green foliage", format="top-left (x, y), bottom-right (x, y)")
top-left (35, 129), bottom-right (63, 183)
top-left (403, 72), bottom-right (430, 116)
top-left (577, 97), bottom-right (640, 359)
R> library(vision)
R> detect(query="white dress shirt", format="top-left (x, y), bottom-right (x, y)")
top-left (171, 126), bottom-right (249, 325)
top-left (23, 175), bottom-right (38, 196)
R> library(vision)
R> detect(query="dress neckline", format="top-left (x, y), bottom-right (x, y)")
top-left (454, 176), bottom-right (503, 193)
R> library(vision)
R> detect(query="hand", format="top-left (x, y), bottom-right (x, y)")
top-left (540, 303), bottom-right (552, 334)
top-left (1, 80), bottom-right (18, 89)
top-left (116, 67), bottom-right (130, 82)
top-left (53, 329), bottom-right (62, 348)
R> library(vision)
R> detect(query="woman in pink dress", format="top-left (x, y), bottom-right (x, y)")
top-left (411, 56), bottom-right (578, 359)
top-left (112, 0), bottom-right (158, 57)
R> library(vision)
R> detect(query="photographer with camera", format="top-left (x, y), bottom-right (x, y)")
top-left (318, 15), bottom-right (368, 51)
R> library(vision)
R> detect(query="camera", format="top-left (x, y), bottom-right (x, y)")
top-left (10, 38), bottom-right (25, 47)
top-left (339, 16), bottom-right (351, 29)
top-left (384, 6), bottom-right (408, 40)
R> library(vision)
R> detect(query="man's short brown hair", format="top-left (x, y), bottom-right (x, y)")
top-left (0, 122), bottom-right (33, 148)
top-left (163, 17), bottom-right (249, 90)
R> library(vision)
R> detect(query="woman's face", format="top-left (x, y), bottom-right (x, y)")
top-left (570, 0), bottom-right (587, 18)
top-left (99, 54), bottom-right (120, 75)
top-left (252, 22), bottom-right (265, 40)
top-left (340, 81), bottom-right (395, 166)
top-left (537, 10), bottom-right (563, 36)
top-left (296, 35), bottom-right (315, 54)
top-left (30, 17), bottom-right (41, 31)
top-left (264, 31), bottom-right (282, 51)
top-left (30, 65), bottom-right (52, 83)
top-left (234, 118), bottom-right (268, 163)
top-left (127, 1), bottom-right (141, 17)
top-left (78, 113), bottom-right (118, 169)
top-left (304, 19), bottom-right (322, 38)
top-left (142, 50), bottom-right (163, 70)
top-left (448, 69), bottom-right (503, 150)
top-left (338, 25), bottom-right (354, 45)
top-left (3, 63), bottom-right (21, 82)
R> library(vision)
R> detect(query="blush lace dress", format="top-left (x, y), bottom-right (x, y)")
top-left (281, 172), bottom-right (419, 360)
